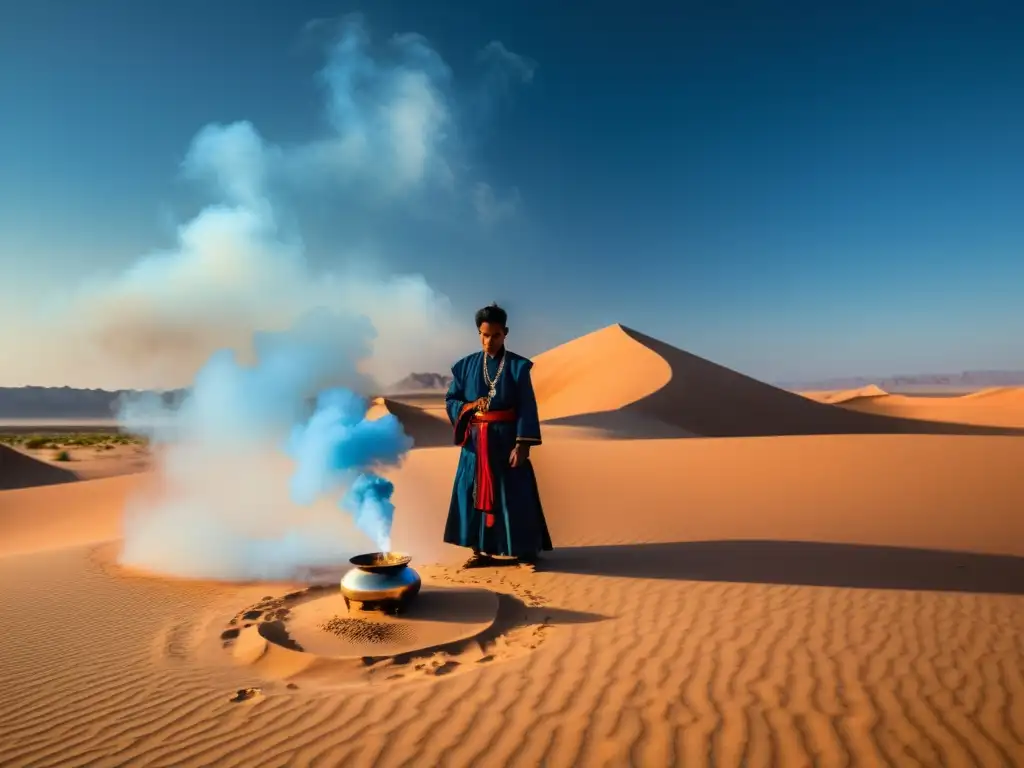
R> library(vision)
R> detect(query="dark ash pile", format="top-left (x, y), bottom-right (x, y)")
top-left (319, 616), bottom-right (412, 644)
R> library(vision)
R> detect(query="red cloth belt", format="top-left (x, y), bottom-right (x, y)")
top-left (457, 407), bottom-right (516, 527)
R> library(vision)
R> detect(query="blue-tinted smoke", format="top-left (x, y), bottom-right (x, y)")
top-left (98, 18), bottom-right (534, 580)
top-left (287, 388), bottom-right (412, 550)
top-left (118, 311), bottom-right (413, 581)
top-left (342, 474), bottom-right (398, 553)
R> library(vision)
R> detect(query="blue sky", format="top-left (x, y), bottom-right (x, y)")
top-left (1, 0), bottom-right (1022, 387)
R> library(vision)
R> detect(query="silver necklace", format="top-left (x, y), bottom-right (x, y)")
top-left (482, 351), bottom-right (506, 402)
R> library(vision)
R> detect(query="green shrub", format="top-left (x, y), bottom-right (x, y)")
top-left (54, 450), bottom-right (71, 462)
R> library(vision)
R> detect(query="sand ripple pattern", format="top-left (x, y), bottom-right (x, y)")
top-left (1, 551), bottom-right (1023, 767)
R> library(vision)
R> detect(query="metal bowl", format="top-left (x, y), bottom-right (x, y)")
top-left (348, 551), bottom-right (412, 575)
top-left (341, 552), bottom-right (421, 614)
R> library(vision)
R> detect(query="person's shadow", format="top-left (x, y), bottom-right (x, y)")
top-left (533, 540), bottom-right (1024, 596)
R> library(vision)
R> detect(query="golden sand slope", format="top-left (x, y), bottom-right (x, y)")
top-left (827, 389), bottom-right (1024, 429)
top-left (3, 428), bottom-right (1024, 767)
top-left (390, 435), bottom-right (1024, 558)
top-left (1, 540), bottom-right (1022, 768)
top-left (531, 324), bottom-right (672, 421)
top-left (3, 328), bottom-right (1024, 766)
top-left (798, 386), bottom-right (1024, 429)
top-left (960, 386), bottom-right (1024, 403)
top-left (0, 473), bottom-right (165, 558)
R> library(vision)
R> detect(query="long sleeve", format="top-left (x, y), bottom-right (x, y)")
top-left (444, 369), bottom-right (466, 426)
top-left (515, 363), bottom-right (542, 445)
top-left (445, 363), bottom-right (476, 445)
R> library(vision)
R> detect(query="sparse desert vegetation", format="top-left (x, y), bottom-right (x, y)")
top-left (0, 432), bottom-right (147, 452)
top-left (0, 430), bottom-right (151, 480)
top-left (0, 432), bottom-right (149, 465)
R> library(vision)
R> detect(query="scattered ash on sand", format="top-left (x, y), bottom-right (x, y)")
top-left (319, 616), bottom-right (413, 644)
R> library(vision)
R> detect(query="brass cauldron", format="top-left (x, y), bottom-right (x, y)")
top-left (340, 552), bottom-right (421, 614)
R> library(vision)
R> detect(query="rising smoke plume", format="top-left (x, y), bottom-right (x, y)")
top-left (80, 16), bottom-right (535, 580)
top-left (118, 313), bottom-right (413, 580)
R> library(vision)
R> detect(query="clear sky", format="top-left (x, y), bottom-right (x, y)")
top-left (1, 0), bottom-right (1022, 388)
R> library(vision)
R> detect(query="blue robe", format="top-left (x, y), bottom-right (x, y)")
top-left (443, 348), bottom-right (553, 557)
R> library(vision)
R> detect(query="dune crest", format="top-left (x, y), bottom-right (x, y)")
top-left (803, 384), bottom-right (890, 404)
top-left (532, 325), bottom-right (1022, 438)
top-left (960, 386), bottom-right (1024, 403)
top-left (531, 324), bottom-right (672, 421)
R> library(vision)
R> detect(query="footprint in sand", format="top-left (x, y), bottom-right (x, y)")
top-left (229, 687), bottom-right (263, 703)
top-left (432, 661), bottom-right (460, 676)
top-left (221, 589), bottom-right (313, 649)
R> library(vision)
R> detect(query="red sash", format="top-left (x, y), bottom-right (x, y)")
top-left (456, 407), bottom-right (516, 527)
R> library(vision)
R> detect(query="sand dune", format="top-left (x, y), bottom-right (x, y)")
top-left (532, 325), bottom-right (1024, 438)
top-left (801, 384), bottom-right (890, 404)
top-left (959, 386), bottom-right (1024, 402)
top-left (0, 443), bottom-right (78, 490)
top-left (373, 397), bottom-right (453, 448)
top-left (798, 386), bottom-right (1024, 429)
top-left (830, 391), bottom-right (1024, 429)
top-left (3, 325), bottom-right (1024, 766)
top-left (0, 473), bottom-right (148, 557)
top-left (532, 325), bottom-right (672, 421)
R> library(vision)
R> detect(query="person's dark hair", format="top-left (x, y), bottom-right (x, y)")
top-left (475, 302), bottom-right (508, 329)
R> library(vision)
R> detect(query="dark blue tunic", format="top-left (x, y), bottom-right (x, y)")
top-left (443, 348), bottom-right (553, 557)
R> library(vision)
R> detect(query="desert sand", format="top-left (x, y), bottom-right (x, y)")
top-left (2, 324), bottom-right (1023, 767)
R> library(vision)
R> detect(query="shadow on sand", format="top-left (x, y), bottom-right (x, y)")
top-left (381, 398), bottom-right (454, 449)
top-left (0, 444), bottom-right (79, 490)
top-left (540, 410), bottom-right (1024, 440)
top-left (534, 540), bottom-right (1024, 596)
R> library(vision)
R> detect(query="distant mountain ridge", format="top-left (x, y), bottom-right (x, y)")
top-left (386, 372), bottom-right (453, 394)
top-left (0, 386), bottom-right (187, 419)
top-left (0, 377), bottom-right (453, 419)
top-left (777, 370), bottom-right (1024, 391)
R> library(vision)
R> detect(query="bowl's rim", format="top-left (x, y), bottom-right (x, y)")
top-left (349, 551), bottom-right (412, 569)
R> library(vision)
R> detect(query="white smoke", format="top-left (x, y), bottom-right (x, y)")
top-left (20, 15), bottom-right (535, 581)
top-left (18, 15), bottom-right (534, 392)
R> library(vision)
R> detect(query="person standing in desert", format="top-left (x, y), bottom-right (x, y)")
top-left (443, 303), bottom-right (553, 567)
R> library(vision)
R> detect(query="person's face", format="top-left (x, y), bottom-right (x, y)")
top-left (478, 322), bottom-right (507, 356)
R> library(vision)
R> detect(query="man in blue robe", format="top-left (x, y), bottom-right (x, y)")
top-left (443, 303), bottom-right (553, 567)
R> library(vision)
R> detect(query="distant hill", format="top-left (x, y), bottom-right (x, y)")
top-left (0, 378), bottom-right (449, 419)
top-left (5, 366), bottom-right (1020, 419)
top-left (777, 371), bottom-right (1024, 392)
top-left (386, 372), bottom-right (452, 394)
top-left (0, 387), bottom-right (186, 419)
